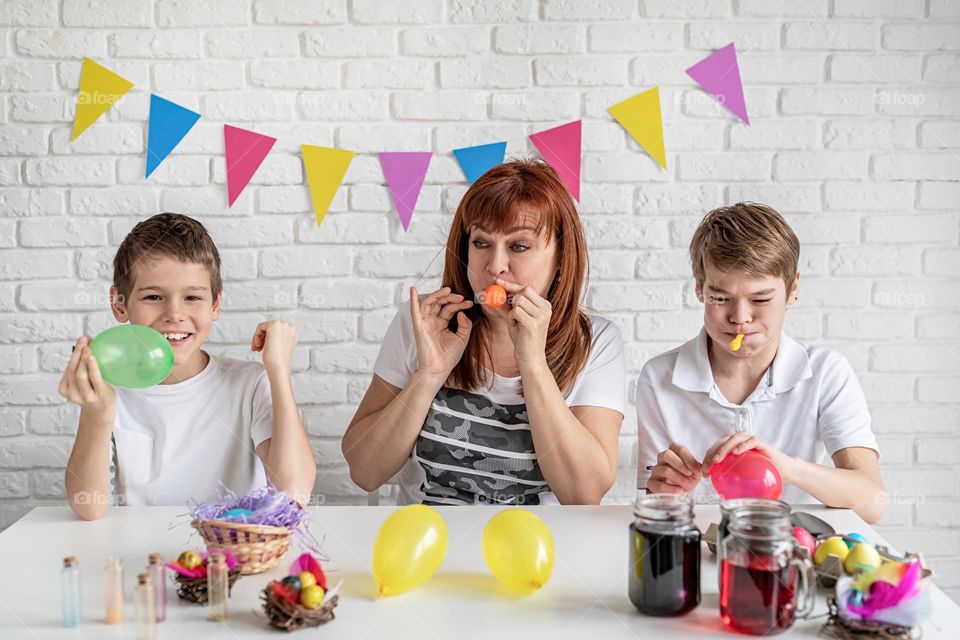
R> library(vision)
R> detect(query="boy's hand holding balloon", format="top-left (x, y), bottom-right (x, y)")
top-left (59, 336), bottom-right (116, 415)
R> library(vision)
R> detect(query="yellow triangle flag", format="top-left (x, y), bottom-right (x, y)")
top-left (302, 145), bottom-right (354, 227)
top-left (608, 87), bottom-right (667, 170)
top-left (71, 58), bottom-right (134, 141)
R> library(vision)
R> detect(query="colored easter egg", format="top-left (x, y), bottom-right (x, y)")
top-left (814, 536), bottom-right (849, 567)
top-left (845, 532), bottom-right (869, 547)
top-left (792, 526), bottom-right (816, 557)
top-left (298, 571), bottom-right (317, 589)
top-left (221, 508), bottom-right (254, 520)
top-left (178, 550), bottom-right (201, 570)
top-left (844, 543), bottom-right (882, 575)
top-left (281, 575), bottom-right (302, 592)
top-left (300, 585), bottom-right (325, 609)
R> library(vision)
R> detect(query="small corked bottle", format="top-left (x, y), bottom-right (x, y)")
top-left (104, 557), bottom-right (124, 624)
top-left (60, 556), bottom-right (82, 628)
top-left (207, 553), bottom-right (228, 622)
top-left (134, 572), bottom-right (156, 640)
top-left (147, 553), bottom-right (166, 622)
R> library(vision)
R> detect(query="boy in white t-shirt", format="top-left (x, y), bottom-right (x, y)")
top-left (59, 213), bottom-right (316, 518)
top-left (637, 203), bottom-right (886, 523)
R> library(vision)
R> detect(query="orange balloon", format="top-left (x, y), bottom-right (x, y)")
top-left (483, 284), bottom-right (507, 308)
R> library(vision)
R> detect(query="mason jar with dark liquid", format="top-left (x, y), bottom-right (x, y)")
top-left (628, 493), bottom-right (701, 616)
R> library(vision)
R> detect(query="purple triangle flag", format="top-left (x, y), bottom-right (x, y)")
top-left (378, 152), bottom-right (432, 232)
top-left (685, 43), bottom-right (750, 125)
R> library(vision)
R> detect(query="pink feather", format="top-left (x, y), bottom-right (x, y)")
top-left (288, 552), bottom-right (327, 590)
top-left (848, 559), bottom-right (922, 617)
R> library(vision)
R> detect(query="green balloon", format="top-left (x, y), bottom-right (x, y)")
top-left (90, 325), bottom-right (174, 389)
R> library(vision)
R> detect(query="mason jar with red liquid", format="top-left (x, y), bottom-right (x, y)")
top-left (717, 498), bottom-right (792, 587)
top-left (719, 506), bottom-right (815, 635)
top-left (628, 493), bottom-right (701, 617)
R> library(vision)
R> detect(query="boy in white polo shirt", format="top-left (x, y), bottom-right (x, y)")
top-left (59, 213), bottom-right (316, 519)
top-left (636, 203), bottom-right (886, 523)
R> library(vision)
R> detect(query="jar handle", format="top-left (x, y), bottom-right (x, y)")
top-left (791, 546), bottom-right (817, 619)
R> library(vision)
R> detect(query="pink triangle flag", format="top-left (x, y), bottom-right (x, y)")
top-left (224, 125), bottom-right (277, 207)
top-left (685, 42), bottom-right (750, 125)
top-left (378, 152), bottom-right (432, 232)
top-left (529, 120), bottom-right (581, 202)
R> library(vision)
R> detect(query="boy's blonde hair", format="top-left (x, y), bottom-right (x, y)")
top-left (689, 202), bottom-right (800, 291)
top-left (113, 213), bottom-right (222, 304)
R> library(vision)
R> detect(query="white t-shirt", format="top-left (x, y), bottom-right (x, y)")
top-left (76, 353), bottom-right (274, 506)
top-left (374, 306), bottom-right (627, 506)
top-left (636, 328), bottom-right (879, 504)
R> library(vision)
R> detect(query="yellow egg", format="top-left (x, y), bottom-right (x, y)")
top-left (873, 561), bottom-right (905, 585)
top-left (814, 536), bottom-right (849, 566)
top-left (844, 543), bottom-right (882, 575)
top-left (299, 571), bottom-right (317, 589)
top-left (178, 551), bottom-right (201, 570)
top-left (299, 585), bottom-right (324, 609)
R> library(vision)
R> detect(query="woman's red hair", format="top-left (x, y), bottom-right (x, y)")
top-left (442, 158), bottom-right (592, 393)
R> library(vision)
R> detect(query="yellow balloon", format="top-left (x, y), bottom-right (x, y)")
top-left (372, 505), bottom-right (448, 597)
top-left (483, 509), bottom-right (554, 594)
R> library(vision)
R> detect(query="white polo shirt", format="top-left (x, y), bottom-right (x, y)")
top-left (636, 328), bottom-right (878, 504)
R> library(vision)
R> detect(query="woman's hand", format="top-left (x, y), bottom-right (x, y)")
top-left (410, 286), bottom-right (474, 382)
top-left (494, 278), bottom-right (551, 375)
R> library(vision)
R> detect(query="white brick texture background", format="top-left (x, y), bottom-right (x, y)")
top-left (1, 0), bottom-right (959, 597)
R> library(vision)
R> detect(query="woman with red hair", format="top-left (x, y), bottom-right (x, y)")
top-left (342, 158), bottom-right (626, 505)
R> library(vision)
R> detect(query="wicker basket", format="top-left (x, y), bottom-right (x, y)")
top-left (261, 583), bottom-right (338, 632)
top-left (174, 569), bottom-right (242, 603)
top-left (191, 519), bottom-right (293, 575)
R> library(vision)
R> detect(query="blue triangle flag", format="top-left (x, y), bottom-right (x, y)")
top-left (146, 95), bottom-right (201, 178)
top-left (453, 141), bottom-right (507, 184)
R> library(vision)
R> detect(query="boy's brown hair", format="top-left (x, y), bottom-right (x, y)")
top-left (689, 202), bottom-right (800, 290)
top-left (113, 213), bottom-right (222, 304)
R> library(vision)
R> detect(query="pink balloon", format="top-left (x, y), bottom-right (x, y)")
top-left (709, 450), bottom-right (783, 500)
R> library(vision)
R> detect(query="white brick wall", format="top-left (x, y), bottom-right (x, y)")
top-left (0, 0), bottom-right (958, 597)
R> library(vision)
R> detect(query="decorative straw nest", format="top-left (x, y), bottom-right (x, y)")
top-left (261, 583), bottom-right (339, 631)
top-left (192, 518), bottom-right (293, 575)
top-left (822, 597), bottom-right (916, 640)
top-left (174, 569), bottom-right (242, 604)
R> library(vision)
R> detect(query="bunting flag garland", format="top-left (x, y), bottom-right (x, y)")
top-left (528, 120), bottom-right (582, 202)
top-left (224, 125), bottom-right (277, 207)
top-left (302, 145), bottom-right (355, 227)
top-left (71, 58), bottom-right (134, 141)
top-left (608, 87), bottom-right (667, 169)
top-left (453, 141), bottom-right (507, 185)
top-left (685, 42), bottom-right (750, 125)
top-left (145, 95), bottom-right (201, 178)
top-left (378, 152), bottom-right (432, 232)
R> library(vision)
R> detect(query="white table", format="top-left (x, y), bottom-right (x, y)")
top-left (0, 505), bottom-right (957, 638)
